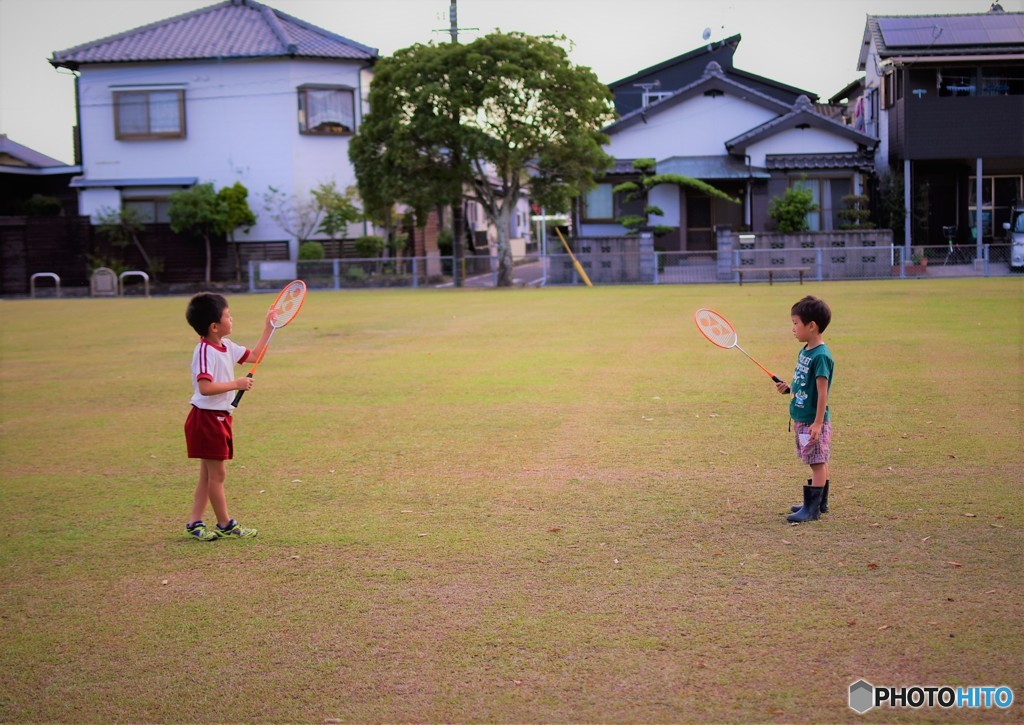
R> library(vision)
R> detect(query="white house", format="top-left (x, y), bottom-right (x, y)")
top-left (578, 60), bottom-right (877, 252)
top-left (50, 0), bottom-right (378, 259)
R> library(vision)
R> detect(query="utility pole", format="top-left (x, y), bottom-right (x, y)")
top-left (449, 0), bottom-right (464, 286)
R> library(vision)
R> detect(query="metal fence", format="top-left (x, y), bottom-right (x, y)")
top-left (249, 244), bottom-right (1016, 290)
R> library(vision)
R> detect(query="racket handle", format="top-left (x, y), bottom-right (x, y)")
top-left (771, 375), bottom-right (791, 394)
top-left (230, 373), bottom-right (254, 409)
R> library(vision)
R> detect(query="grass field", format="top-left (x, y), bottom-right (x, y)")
top-left (1, 278), bottom-right (1021, 723)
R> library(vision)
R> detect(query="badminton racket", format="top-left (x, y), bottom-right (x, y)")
top-left (694, 308), bottom-right (790, 393)
top-left (231, 279), bottom-right (307, 410)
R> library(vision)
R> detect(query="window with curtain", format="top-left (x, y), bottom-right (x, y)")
top-left (583, 184), bottom-right (614, 220)
top-left (114, 90), bottom-right (185, 139)
top-left (123, 198), bottom-right (172, 224)
top-left (298, 86), bottom-right (355, 135)
top-left (792, 176), bottom-right (852, 231)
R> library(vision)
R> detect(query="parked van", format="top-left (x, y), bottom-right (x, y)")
top-left (1004, 205), bottom-right (1024, 272)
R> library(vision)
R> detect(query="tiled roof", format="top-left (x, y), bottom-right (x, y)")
top-left (0, 134), bottom-right (70, 168)
top-left (606, 62), bottom-right (792, 134)
top-left (726, 95), bottom-right (877, 152)
top-left (605, 159), bottom-right (646, 175)
top-left (51, 0), bottom-right (377, 69)
top-left (657, 155), bottom-right (770, 180)
top-left (608, 35), bottom-right (742, 88)
top-left (765, 152), bottom-right (874, 171)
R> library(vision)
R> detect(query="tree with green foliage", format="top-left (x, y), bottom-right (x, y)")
top-left (95, 205), bottom-right (155, 274)
top-left (217, 182), bottom-right (257, 281)
top-left (837, 193), bottom-right (875, 230)
top-left (613, 158), bottom-right (739, 236)
top-left (312, 181), bottom-right (362, 247)
top-left (169, 183), bottom-right (229, 283)
top-left (351, 31), bottom-right (616, 286)
top-left (768, 182), bottom-right (818, 233)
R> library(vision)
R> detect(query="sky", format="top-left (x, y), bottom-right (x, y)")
top-left (1, 0), bottom-right (1018, 164)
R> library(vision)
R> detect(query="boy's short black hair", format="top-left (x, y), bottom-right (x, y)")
top-left (186, 293), bottom-right (228, 337)
top-left (791, 295), bottom-right (831, 333)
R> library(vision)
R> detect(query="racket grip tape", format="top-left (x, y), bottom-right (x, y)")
top-left (230, 372), bottom-right (255, 409)
top-left (771, 375), bottom-right (792, 393)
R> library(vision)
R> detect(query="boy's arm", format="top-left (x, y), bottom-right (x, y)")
top-left (244, 310), bottom-right (276, 364)
top-left (809, 376), bottom-right (829, 440)
top-left (198, 377), bottom-right (252, 396)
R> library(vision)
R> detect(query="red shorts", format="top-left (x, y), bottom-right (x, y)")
top-left (185, 406), bottom-right (234, 460)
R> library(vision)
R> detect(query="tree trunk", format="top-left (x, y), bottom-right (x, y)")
top-left (230, 234), bottom-right (241, 282)
top-left (130, 233), bottom-right (153, 270)
top-left (495, 203), bottom-right (514, 287)
top-left (204, 234), bottom-right (212, 283)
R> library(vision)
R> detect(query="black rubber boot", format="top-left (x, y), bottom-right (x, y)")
top-left (787, 485), bottom-right (824, 523)
top-left (791, 479), bottom-right (829, 513)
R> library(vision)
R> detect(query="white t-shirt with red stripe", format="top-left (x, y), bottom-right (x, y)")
top-left (190, 337), bottom-right (251, 411)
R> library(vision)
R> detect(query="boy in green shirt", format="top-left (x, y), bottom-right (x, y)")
top-left (776, 295), bottom-right (834, 522)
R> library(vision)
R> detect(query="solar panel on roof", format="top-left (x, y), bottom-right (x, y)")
top-left (878, 14), bottom-right (1024, 48)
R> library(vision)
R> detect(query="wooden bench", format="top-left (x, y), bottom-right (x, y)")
top-left (733, 266), bottom-right (810, 286)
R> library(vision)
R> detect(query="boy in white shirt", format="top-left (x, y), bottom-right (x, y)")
top-left (184, 293), bottom-right (273, 540)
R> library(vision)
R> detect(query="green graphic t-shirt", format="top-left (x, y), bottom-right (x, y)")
top-left (789, 343), bottom-right (834, 423)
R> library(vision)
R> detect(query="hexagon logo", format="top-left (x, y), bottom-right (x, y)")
top-left (849, 679), bottom-right (875, 714)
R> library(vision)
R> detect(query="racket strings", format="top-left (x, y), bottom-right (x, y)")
top-left (695, 309), bottom-right (737, 348)
top-left (270, 281), bottom-right (306, 328)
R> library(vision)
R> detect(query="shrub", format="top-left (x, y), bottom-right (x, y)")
top-left (768, 184), bottom-right (818, 233)
top-left (837, 194), bottom-right (875, 229)
top-left (436, 229), bottom-right (453, 256)
top-left (355, 235), bottom-right (385, 258)
top-left (299, 241), bottom-right (325, 260)
top-left (24, 195), bottom-right (63, 217)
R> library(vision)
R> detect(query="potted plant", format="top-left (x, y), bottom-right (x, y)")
top-left (906, 248), bottom-right (928, 275)
top-left (893, 248), bottom-right (928, 276)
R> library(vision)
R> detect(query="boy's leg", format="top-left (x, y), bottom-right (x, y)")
top-left (201, 458), bottom-right (231, 527)
top-left (189, 461), bottom-right (210, 524)
top-left (787, 466), bottom-right (826, 522)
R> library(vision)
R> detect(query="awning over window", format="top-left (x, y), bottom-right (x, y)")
top-left (656, 155), bottom-right (770, 180)
top-left (69, 177), bottom-right (197, 188)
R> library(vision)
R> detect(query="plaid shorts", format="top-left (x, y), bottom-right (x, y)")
top-left (793, 420), bottom-right (831, 465)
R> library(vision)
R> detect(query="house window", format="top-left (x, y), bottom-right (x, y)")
top-left (298, 86), bottom-right (355, 134)
top-left (114, 90), bottom-right (185, 139)
top-left (582, 182), bottom-right (645, 222)
top-left (123, 198), bottom-right (172, 224)
top-left (583, 184), bottom-right (614, 220)
top-left (792, 176), bottom-right (852, 231)
top-left (968, 175), bottom-right (1022, 241)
